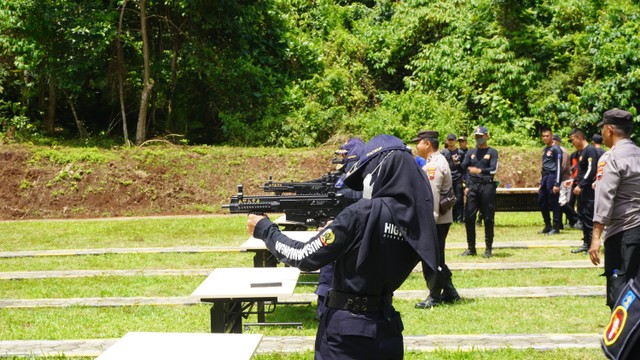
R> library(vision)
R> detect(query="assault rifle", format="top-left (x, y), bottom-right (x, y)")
top-left (261, 172), bottom-right (341, 195)
top-left (223, 183), bottom-right (356, 227)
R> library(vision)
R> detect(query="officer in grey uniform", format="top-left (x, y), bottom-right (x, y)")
top-left (589, 109), bottom-right (640, 309)
top-left (248, 135), bottom-right (439, 360)
top-left (412, 130), bottom-right (461, 309)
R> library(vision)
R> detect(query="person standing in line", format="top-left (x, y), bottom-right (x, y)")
top-left (554, 134), bottom-right (581, 229)
top-left (592, 134), bottom-right (606, 158)
top-left (442, 133), bottom-right (466, 223)
top-left (247, 135), bottom-right (439, 360)
top-left (458, 136), bottom-right (469, 156)
top-left (537, 128), bottom-right (563, 235)
top-left (314, 138), bottom-right (364, 319)
top-left (569, 128), bottom-right (601, 254)
top-left (412, 130), bottom-right (461, 309)
top-left (589, 109), bottom-right (640, 309)
top-left (460, 126), bottom-right (499, 258)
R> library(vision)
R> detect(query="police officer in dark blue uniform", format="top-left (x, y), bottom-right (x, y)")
top-left (247, 135), bottom-right (439, 360)
top-left (460, 126), bottom-right (499, 258)
top-left (314, 137), bottom-right (364, 319)
top-left (538, 128), bottom-right (563, 235)
top-left (442, 133), bottom-right (466, 223)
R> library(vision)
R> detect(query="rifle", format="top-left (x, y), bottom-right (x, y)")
top-left (261, 172), bottom-right (341, 195)
top-left (223, 184), bottom-right (356, 227)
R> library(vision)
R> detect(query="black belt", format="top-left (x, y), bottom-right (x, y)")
top-left (541, 171), bottom-right (555, 176)
top-left (326, 290), bottom-right (388, 313)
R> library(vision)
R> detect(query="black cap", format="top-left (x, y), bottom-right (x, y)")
top-left (474, 126), bottom-right (488, 135)
top-left (592, 134), bottom-right (603, 144)
top-left (410, 130), bottom-right (439, 143)
top-left (457, 136), bottom-right (467, 141)
top-left (446, 133), bottom-right (456, 141)
top-left (552, 134), bottom-right (561, 142)
top-left (597, 109), bottom-right (634, 127)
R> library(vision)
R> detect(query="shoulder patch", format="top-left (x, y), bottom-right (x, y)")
top-left (596, 161), bottom-right (606, 181)
top-left (604, 290), bottom-right (637, 346)
top-left (427, 167), bottom-right (436, 180)
top-left (483, 154), bottom-right (491, 160)
top-left (319, 229), bottom-right (335, 246)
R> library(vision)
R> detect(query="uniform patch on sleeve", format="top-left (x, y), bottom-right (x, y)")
top-left (427, 167), bottom-right (436, 180)
top-left (483, 154), bottom-right (491, 160)
top-left (319, 229), bottom-right (335, 246)
top-left (597, 161), bottom-right (606, 181)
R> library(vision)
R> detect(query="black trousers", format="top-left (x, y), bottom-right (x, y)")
top-left (464, 181), bottom-right (496, 250)
top-left (538, 174), bottom-right (562, 228)
top-left (577, 187), bottom-right (595, 244)
top-left (315, 305), bottom-right (404, 360)
top-left (604, 225), bottom-right (640, 309)
top-left (422, 223), bottom-right (452, 291)
top-left (452, 177), bottom-right (464, 222)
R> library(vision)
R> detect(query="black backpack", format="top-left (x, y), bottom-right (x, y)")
top-left (603, 273), bottom-right (640, 359)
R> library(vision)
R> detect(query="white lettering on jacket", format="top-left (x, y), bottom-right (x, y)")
top-left (274, 239), bottom-right (324, 261)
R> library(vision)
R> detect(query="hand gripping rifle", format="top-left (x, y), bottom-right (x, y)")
top-left (222, 183), bottom-right (356, 227)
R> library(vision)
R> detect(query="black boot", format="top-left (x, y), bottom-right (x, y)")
top-left (483, 241), bottom-right (493, 258)
top-left (538, 224), bottom-right (552, 234)
top-left (441, 280), bottom-right (461, 304)
top-left (571, 243), bottom-right (589, 253)
top-left (460, 248), bottom-right (477, 256)
top-left (415, 289), bottom-right (442, 309)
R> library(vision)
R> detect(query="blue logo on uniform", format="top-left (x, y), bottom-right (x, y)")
top-left (622, 290), bottom-right (637, 310)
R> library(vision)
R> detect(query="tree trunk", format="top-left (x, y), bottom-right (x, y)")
top-left (45, 79), bottom-right (56, 134)
top-left (135, 0), bottom-right (154, 145)
top-left (117, 0), bottom-right (130, 146)
top-left (65, 92), bottom-right (89, 139)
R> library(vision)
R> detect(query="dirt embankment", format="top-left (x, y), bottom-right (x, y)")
top-left (0, 144), bottom-right (540, 220)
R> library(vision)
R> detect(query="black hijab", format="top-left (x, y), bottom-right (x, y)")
top-left (344, 135), bottom-right (439, 279)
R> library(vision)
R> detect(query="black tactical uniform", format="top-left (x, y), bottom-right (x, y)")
top-left (572, 143), bottom-right (601, 252)
top-left (442, 146), bottom-right (465, 222)
top-left (538, 142), bottom-right (563, 234)
top-left (460, 127), bottom-right (499, 257)
top-left (251, 135), bottom-right (438, 360)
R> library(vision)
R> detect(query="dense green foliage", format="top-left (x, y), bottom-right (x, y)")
top-left (0, 0), bottom-right (639, 146)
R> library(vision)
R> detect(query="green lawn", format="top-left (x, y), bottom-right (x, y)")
top-left (0, 297), bottom-right (609, 339)
top-left (0, 213), bottom-right (612, 359)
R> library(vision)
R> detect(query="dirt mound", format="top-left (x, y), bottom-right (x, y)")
top-left (0, 144), bottom-right (540, 220)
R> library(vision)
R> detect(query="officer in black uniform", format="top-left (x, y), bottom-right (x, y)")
top-left (537, 128), bottom-right (563, 235)
top-left (460, 126), bottom-right (499, 258)
top-left (247, 135), bottom-right (439, 360)
top-left (569, 128), bottom-right (601, 253)
top-left (314, 137), bottom-right (364, 319)
top-left (592, 134), bottom-right (606, 158)
top-left (442, 133), bottom-right (466, 222)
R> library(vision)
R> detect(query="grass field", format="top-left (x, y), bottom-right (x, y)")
top-left (0, 212), bottom-right (611, 359)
